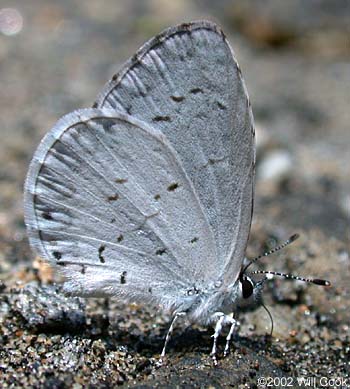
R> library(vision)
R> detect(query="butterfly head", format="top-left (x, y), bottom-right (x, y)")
top-left (236, 271), bottom-right (266, 311)
top-left (240, 233), bottom-right (330, 290)
top-left (233, 233), bottom-right (331, 333)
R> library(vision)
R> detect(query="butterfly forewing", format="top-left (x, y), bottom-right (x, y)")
top-left (95, 21), bottom-right (255, 285)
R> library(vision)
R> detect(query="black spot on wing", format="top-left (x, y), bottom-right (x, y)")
top-left (180, 22), bottom-right (192, 30)
top-left (115, 178), bottom-right (128, 184)
top-left (190, 237), bottom-right (199, 244)
top-left (154, 194), bottom-right (161, 200)
top-left (120, 271), bottom-right (127, 284)
top-left (131, 53), bottom-right (141, 64)
top-left (171, 95), bottom-right (185, 102)
top-left (107, 193), bottom-right (119, 201)
top-left (42, 211), bottom-right (53, 220)
top-left (217, 101), bottom-right (227, 110)
top-left (52, 251), bottom-right (62, 260)
top-left (251, 124), bottom-right (255, 137)
top-left (98, 245), bottom-right (106, 263)
top-left (190, 88), bottom-right (203, 94)
top-left (167, 183), bottom-right (179, 192)
top-left (186, 286), bottom-right (201, 296)
top-left (156, 248), bottom-right (167, 256)
top-left (152, 116), bottom-right (171, 122)
top-left (39, 230), bottom-right (56, 242)
top-left (117, 234), bottom-right (124, 242)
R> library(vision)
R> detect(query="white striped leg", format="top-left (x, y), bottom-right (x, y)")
top-left (210, 313), bottom-right (225, 366)
top-left (223, 317), bottom-right (239, 357)
top-left (158, 312), bottom-right (185, 364)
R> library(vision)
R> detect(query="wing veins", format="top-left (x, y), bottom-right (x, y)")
top-left (43, 125), bottom-right (193, 284)
top-left (82, 119), bottom-right (189, 267)
top-left (47, 229), bottom-right (188, 284)
top-left (85, 118), bottom-right (218, 279)
top-left (37, 194), bottom-right (118, 231)
top-left (43, 158), bottom-right (127, 227)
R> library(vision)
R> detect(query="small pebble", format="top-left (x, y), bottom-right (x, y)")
top-left (258, 149), bottom-right (293, 182)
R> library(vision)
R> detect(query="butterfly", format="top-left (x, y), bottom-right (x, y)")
top-left (24, 21), bottom-right (330, 365)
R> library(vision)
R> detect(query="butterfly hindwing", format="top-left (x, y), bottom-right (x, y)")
top-left (24, 109), bottom-right (218, 303)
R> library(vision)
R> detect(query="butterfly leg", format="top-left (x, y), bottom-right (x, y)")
top-left (223, 316), bottom-right (239, 357)
top-left (210, 312), bottom-right (225, 366)
top-left (159, 311), bottom-right (186, 364)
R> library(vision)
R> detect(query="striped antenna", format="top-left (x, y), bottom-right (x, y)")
top-left (243, 233), bottom-right (300, 274)
top-left (249, 270), bottom-right (331, 286)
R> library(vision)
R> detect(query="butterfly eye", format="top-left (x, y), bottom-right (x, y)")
top-left (241, 278), bottom-right (254, 299)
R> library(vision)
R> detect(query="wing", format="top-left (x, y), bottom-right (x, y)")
top-left (94, 21), bottom-right (255, 286)
top-left (24, 108), bottom-right (218, 305)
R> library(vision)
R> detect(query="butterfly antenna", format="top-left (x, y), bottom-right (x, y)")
top-left (261, 302), bottom-right (274, 336)
top-left (249, 270), bottom-right (331, 286)
top-left (243, 233), bottom-right (300, 274)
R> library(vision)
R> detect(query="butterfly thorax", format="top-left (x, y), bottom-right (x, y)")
top-left (171, 276), bottom-right (264, 326)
